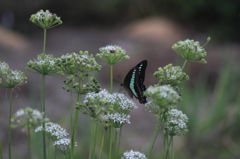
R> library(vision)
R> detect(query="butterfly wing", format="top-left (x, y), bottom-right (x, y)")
top-left (123, 60), bottom-right (148, 104)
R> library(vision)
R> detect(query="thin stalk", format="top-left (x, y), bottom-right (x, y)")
top-left (110, 64), bottom-right (113, 94)
top-left (181, 60), bottom-right (187, 70)
top-left (92, 121), bottom-right (99, 159)
top-left (99, 130), bottom-right (106, 159)
top-left (113, 129), bottom-right (118, 159)
top-left (27, 126), bottom-right (31, 159)
top-left (147, 113), bottom-right (161, 159)
top-left (70, 87), bottom-right (73, 134)
top-left (43, 28), bottom-right (47, 54)
top-left (71, 109), bottom-right (80, 159)
top-left (171, 136), bottom-right (174, 159)
top-left (108, 126), bottom-right (113, 159)
top-left (89, 119), bottom-right (94, 159)
top-left (54, 146), bottom-right (57, 159)
top-left (41, 74), bottom-right (47, 159)
top-left (162, 133), bottom-right (165, 159)
top-left (165, 136), bottom-right (173, 159)
top-left (116, 128), bottom-right (122, 159)
top-left (8, 89), bottom-right (13, 159)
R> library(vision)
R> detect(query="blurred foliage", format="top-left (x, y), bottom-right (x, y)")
top-left (1, 0), bottom-right (240, 42)
top-left (178, 63), bottom-right (240, 159)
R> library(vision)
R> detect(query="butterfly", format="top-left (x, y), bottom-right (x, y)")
top-left (121, 60), bottom-right (148, 104)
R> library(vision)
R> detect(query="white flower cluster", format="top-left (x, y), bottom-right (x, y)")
top-left (53, 138), bottom-right (77, 151)
top-left (101, 113), bottom-right (130, 125)
top-left (172, 39), bottom-right (207, 64)
top-left (145, 85), bottom-right (181, 107)
top-left (0, 62), bottom-right (9, 72)
top-left (99, 45), bottom-right (125, 54)
top-left (35, 122), bottom-right (68, 140)
top-left (112, 93), bottom-right (137, 112)
top-left (35, 54), bottom-right (55, 67)
top-left (145, 101), bottom-right (160, 114)
top-left (15, 108), bottom-right (43, 120)
top-left (85, 89), bottom-right (113, 103)
top-left (85, 90), bottom-right (137, 112)
top-left (34, 10), bottom-right (59, 21)
top-left (12, 107), bottom-right (43, 129)
top-left (96, 45), bottom-right (130, 64)
top-left (0, 61), bottom-right (27, 88)
top-left (164, 109), bottom-right (188, 136)
top-left (121, 150), bottom-right (147, 159)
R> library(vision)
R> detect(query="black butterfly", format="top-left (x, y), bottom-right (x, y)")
top-left (121, 60), bottom-right (148, 104)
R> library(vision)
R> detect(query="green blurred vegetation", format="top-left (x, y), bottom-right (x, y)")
top-left (177, 63), bottom-right (240, 158)
top-left (1, 0), bottom-right (240, 42)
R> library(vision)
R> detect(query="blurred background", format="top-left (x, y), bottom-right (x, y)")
top-left (0, 0), bottom-right (240, 158)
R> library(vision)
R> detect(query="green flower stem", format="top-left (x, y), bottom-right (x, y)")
top-left (108, 126), bottom-right (113, 159)
top-left (147, 112), bottom-right (161, 159)
top-left (99, 130), bottom-right (106, 159)
top-left (43, 28), bottom-right (47, 54)
top-left (70, 87), bottom-right (73, 134)
top-left (116, 128), bottom-right (122, 159)
top-left (113, 129), bottom-right (119, 158)
top-left (8, 89), bottom-right (13, 159)
top-left (110, 64), bottom-right (113, 94)
top-left (71, 109), bottom-right (79, 159)
top-left (89, 119), bottom-right (95, 159)
top-left (165, 136), bottom-right (173, 159)
top-left (54, 146), bottom-right (57, 159)
top-left (92, 121), bottom-right (98, 159)
top-left (27, 126), bottom-right (31, 159)
top-left (71, 94), bottom-right (81, 159)
top-left (171, 137), bottom-right (174, 159)
top-left (41, 74), bottom-right (47, 159)
top-left (182, 60), bottom-right (187, 70)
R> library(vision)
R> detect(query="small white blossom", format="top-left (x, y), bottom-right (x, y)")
top-left (85, 89), bottom-right (113, 103)
top-left (0, 61), bottom-right (27, 88)
top-left (145, 85), bottom-right (181, 107)
top-left (121, 150), bottom-right (147, 159)
top-left (56, 51), bottom-right (101, 74)
top-left (145, 100), bottom-right (160, 114)
top-left (53, 138), bottom-right (77, 150)
top-left (96, 45), bottom-right (130, 64)
top-left (101, 113), bottom-right (131, 128)
top-left (11, 107), bottom-right (44, 129)
top-left (112, 93), bottom-right (137, 112)
top-left (29, 9), bottom-right (62, 29)
top-left (35, 122), bottom-right (68, 140)
top-left (172, 38), bottom-right (208, 64)
top-left (164, 109), bottom-right (188, 136)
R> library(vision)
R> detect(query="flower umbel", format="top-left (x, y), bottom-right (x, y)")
top-left (56, 51), bottom-right (101, 74)
top-left (96, 45), bottom-right (130, 64)
top-left (63, 74), bottom-right (101, 94)
top-left (154, 64), bottom-right (189, 85)
top-left (0, 61), bottom-right (27, 88)
top-left (53, 138), bottom-right (77, 157)
top-left (101, 113), bottom-right (131, 129)
top-left (111, 93), bottom-right (137, 114)
top-left (145, 100), bottom-right (161, 115)
top-left (29, 9), bottom-right (62, 29)
top-left (11, 107), bottom-right (44, 130)
top-left (163, 108), bottom-right (188, 136)
top-left (35, 122), bottom-right (68, 141)
top-left (26, 53), bottom-right (63, 76)
top-left (121, 150), bottom-right (147, 159)
top-left (172, 38), bottom-right (210, 64)
top-left (145, 85), bottom-right (181, 107)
